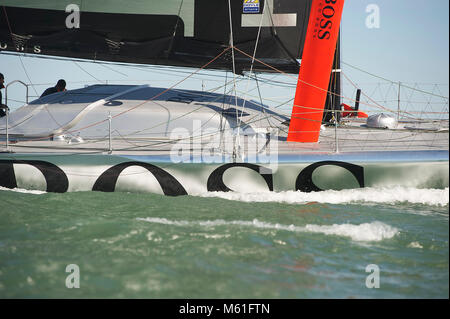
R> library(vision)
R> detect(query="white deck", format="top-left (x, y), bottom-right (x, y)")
top-left (0, 84), bottom-right (448, 159)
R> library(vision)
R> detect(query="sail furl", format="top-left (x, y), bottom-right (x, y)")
top-left (287, 0), bottom-right (345, 143)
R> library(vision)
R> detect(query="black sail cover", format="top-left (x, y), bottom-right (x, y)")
top-left (0, 0), bottom-right (312, 73)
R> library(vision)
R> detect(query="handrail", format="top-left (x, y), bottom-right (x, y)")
top-left (5, 80), bottom-right (30, 105)
top-left (3, 80), bottom-right (29, 152)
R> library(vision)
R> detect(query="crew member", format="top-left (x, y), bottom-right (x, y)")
top-left (40, 79), bottom-right (67, 98)
top-left (0, 73), bottom-right (8, 118)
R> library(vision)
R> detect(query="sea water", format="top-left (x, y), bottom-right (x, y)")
top-left (0, 186), bottom-right (448, 298)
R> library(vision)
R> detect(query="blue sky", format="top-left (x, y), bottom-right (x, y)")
top-left (341, 0), bottom-right (449, 84)
top-left (0, 0), bottom-right (448, 112)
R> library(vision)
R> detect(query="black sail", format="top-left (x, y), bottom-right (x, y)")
top-left (0, 0), bottom-right (312, 73)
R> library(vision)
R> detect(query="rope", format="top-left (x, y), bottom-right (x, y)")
top-left (2, 46), bottom-right (232, 143)
top-left (238, 0), bottom-right (265, 136)
top-left (73, 61), bottom-right (104, 83)
top-left (342, 61), bottom-right (449, 100)
top-left (1, 5), bottom-right (447, 151)
top-left (2, 6), bottom-right (39, 97)
top-left (227, 0), bottom-right (240, 158)
top-left (166, 0), bottom-right (185, 54)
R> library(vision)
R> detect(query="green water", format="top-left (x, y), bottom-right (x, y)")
top-left (0, 188), bottom-right (448, 298)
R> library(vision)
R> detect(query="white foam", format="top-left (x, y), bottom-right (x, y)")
top-left (303, 222), bottom-right (399, 242)
top-left (408, 242), bottom-right (423, 249)
top-left (0, 186), bottom-right (46, 195)
top-left (137, 217), bottom-right (399, 242)
top-left (194, 187), bottom-right (449, 206)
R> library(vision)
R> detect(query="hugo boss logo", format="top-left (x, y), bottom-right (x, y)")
top-left (0, 160), bottom-right (68, 193)
top-left (313, 0), bottom-right (339, 40)
top-left (0, 160), bottom-right (365, 195)
top-left (92, 162), bottom-right (187, 196)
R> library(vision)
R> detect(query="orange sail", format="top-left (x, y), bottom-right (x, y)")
top-left (287, 0), bottom-right (345, 142)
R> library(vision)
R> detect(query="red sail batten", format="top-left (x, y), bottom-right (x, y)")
top-left (287, 0), bottom-right (345, 143)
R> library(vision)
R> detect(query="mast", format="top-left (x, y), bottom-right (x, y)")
top-left (323, 32), bottom-right (341, 124)
top-left (287, 0), bottom-right (345, 143)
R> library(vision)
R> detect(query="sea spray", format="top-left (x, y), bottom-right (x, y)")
top-left (194, 187), bottom-right (449, 206)
top-left (136, 217), bottom-right (399, 242)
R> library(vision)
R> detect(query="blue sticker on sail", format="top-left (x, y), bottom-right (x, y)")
top-left (243, 0), bottom-right (260, 13)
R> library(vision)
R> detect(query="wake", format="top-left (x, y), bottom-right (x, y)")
top-left (193, 187), bottom-right (449, 206)
top-left (137, 217), bottom-right (399, 242)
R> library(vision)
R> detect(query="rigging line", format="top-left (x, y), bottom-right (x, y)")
top-left (97, 62), bottom-right (129, 77)
top-left (5, 98), bottom-right (27, 104)
top-left (2, 50), bottom-right (294, 88)
top-left (118, 93), bottom-right (338, 144)
top-left (273, 97), bottom-right (294, 109)
top-left (1, 6), bottom-right (13, 39)
top-left (8, 46), bottom-right (233, 144)
top-left (68, 47), bottom-right (234, 136)
top-left (16, 86), bottom-right (282, 153)
top-left (234, 46), bottom-right (392, 114)
top-left (181, 104), bottom-right (289, 146)
top-left (334, 34), bottom-right (341, 122)
top-left (9, 77), bottom-right (244, 145)
top-left (218, 73), bottom-right (280, 100)
top-left (342, 61), bottom-right (449, 100)
top-left (236, 46), bottom-right (447, 117)
top-left (246, 74), bottom-right (296, 88)
top-left (167, 0), bottom-right (184, 54)
top-left (1, 6), bottom-right (39, 97)
top-left (17, 55), bottom-right (39, 97)
top-left (11, 105), bottom-right (442, 154)
top-left (105, 60), bottom-right (234, 80)
top-left (265, 0), bottom-right (300, 69)
top-left (96, 114), bottom-right (264, 155)
top-left (1, 51), bottom-right (230, 79)
top-left (117, 125), bottom-right (446, 153)
top-left (121, 84), bottom-right (238, 138)
top-left (118, 63), bottom-right (220, 80)
top-left (341, 71), bottom-right (415, 118)
top-left (220, 70), bottom-right (229, 152)
top-left (341, 81), bottom-right (450, 87)
top-left (227, 0), bottom-right (239, 121)
top-left (254, 73), bottom-right (274, 128)
top-left (367, 100), bottom-right (449, 104)
top-left (254, 74), bottom-right (265, 112)
top-left (238, 2), bottom-right (265, 135)
top-left (73, 61), bottom-right (104, 83)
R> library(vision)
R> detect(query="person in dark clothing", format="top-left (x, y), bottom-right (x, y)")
top-left (0, 72), bottom-right (9, 118)
top-left (40, 79), bottom-right (67, 98)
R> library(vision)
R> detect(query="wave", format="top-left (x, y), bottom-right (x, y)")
top-left (193, 187), bottom-right (449, 206)
top-left (1, 185), bottom-right (447, 207)
top-left (137, 217), bottom-right (399, 242)
top-left (0, 186), bottom-right (46, 195)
